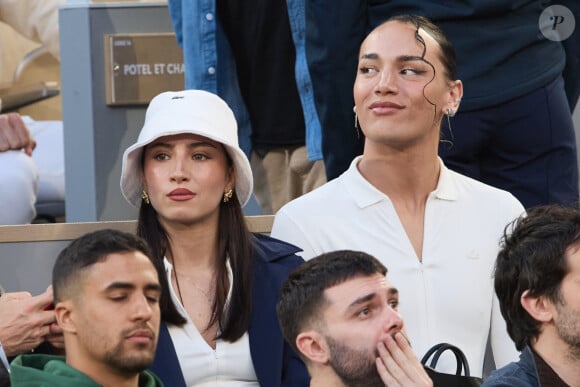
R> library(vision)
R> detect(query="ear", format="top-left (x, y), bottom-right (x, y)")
top-left (55, 300), bottom-right (78, 334)
top-left (520, 289), bottom-right (553, 323)
top-left (445, 80), bottom-right (463, 115)
top-left (296, 330), bottom-right (329, 365)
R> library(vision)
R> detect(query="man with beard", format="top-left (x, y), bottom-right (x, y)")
top-left (485, 205), bottom-right (580, 386)
top-left (277, 250), bottom-right (432, 387)
top-left (10, 229), bottom-right (164, 387)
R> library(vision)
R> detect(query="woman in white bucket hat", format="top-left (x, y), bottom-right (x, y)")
top-left (120, 90), bottom-right (308, 386)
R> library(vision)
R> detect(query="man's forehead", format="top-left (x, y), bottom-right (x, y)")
top-left (325, 273), bottom-right (394, 300)
top-left (83, 251), bottom-right (157, 287)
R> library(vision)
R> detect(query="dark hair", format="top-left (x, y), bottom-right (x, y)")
top-left (377, 15), bottom-right (458, 131)
top-left (495, 204), bottom-right (580, 350)
top-left (277, 250), bottom-right (387, 356)
top-left (53, 229), bottom-right (154, 302)
top-left (387, 14), bottom-right (457, 81)
top-left (137, 154), bottom-right (253, 342)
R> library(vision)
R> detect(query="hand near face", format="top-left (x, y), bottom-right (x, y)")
top-left (0, 113), bottom-right (36, 156)
top-left (0, 286), bottom-right (56, 356)
top-left (376, 332), bottom-right (433, 387)
top-left (45, 321), bottom-right (65, 353)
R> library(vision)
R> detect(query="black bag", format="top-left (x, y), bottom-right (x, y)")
top-left (421, 343), bottom-right (483, 387)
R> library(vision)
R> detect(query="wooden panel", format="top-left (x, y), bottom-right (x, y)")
top-left (0, 215), bottom-right (274, 243)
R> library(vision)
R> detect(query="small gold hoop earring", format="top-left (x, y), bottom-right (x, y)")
top-left (141, 190), bottom-right (150, 204)
top-left (223, 189), bottom-right (233, 203)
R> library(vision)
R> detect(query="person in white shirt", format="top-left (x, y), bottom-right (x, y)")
top-left (272, 14), bottom-right (524, 377)
top-left (0, 0), bottom-right (65, 224)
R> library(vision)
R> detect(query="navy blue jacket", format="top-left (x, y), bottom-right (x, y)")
top-left (483, 346), bottom-right (539, 387)
top-left (149, 234), bottom-right (309, 387)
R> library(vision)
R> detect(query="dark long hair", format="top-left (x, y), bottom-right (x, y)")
top-left (137, 157), bottom-right (254, 342)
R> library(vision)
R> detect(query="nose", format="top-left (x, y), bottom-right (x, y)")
top-left (375, 70), bottom-right (398, 95)
top-left (169, 157), bottom-right (190, 183)
top-left (383, 306), bottom-right (404, 334)
top-left (132, 294), bottom-right (154, 321)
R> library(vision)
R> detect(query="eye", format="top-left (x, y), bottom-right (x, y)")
top-left (400, 68), bottom-right (426, 76)
top-left (359, 66), bottom-right (378, 75)
top-left (192, 153), bottom-right (209, 161)
top-left (153, 152), bottom-right (170, 161)
top-left (357, 307), bottom-right (371, 318)
top-left (388, 300), bottom-right (399, 310)
top-left (110, 294), bottom-right (128, 302)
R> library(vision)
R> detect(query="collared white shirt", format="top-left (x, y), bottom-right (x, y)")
top-left (164, 258), bottom-right (258, 387)
top-left (272, 156), bottom-right (525, 377)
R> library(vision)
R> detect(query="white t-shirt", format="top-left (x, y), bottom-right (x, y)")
top-left (164, 259), bottom-right (259, 387)
top-left (272, 156), bottom-right (525, 377)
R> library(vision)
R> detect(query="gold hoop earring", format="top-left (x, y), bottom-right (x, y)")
top-left (223, 189), bottom-right (233, 203)
top-left (141, 190), bottom-right (150, 204)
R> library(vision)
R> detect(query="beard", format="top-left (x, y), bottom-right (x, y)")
top-left (555, 299), bottom-right (580, 360)
top-left (325, 335), bottom-right (384, 387)
top-left (103, 327), bottom-right (156, 374)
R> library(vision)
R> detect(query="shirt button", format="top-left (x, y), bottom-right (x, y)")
top-left (208, 66), bottom-right (216, 75)
top-left (206, 13), bottom-right (214, 21)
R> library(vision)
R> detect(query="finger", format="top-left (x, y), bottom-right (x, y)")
top-left (390, 333), bottom-right (433, 385)
top-left (35, 310), bottom-right (57, 326)
top-left (24, 138), bottom-right (36, 156)
top-left (376, 342), bottom-right (400, 387)
top-left (48, 322), bottom-right (62, 335)
top-left (0, 114), bottom-right (10, 151)
top-left (7, 113), bottom-right (30, 143)
top-left (0, 291), bottom-right (32, 301)
top-left (386, 334), bottom-right (424, 379)
top-left (29, 287), bottom-right (55, 311)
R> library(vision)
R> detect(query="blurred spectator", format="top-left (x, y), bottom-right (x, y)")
top-left (0, 0), bottom-right (65, 224)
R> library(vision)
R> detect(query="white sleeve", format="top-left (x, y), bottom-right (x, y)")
top-left (490, 277), bottom-right (519, 368)
top-left (0, 0), bottom-right (64, 59)
top-left (271, 209), bottom-right (318, 260)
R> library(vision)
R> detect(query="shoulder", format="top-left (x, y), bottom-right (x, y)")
top-left (251, 233), bottom-right (303, 267)
top-left (483, 348), bottom-right (538, 387)
top-left (446, 168), bottom-right (524, 214)
top-left (484, 364), bottom-right (537, 387)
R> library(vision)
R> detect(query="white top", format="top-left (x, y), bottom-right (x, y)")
top-left (0, 341), bottom-right (10, 373)
top-left (164, 259), bottom-right (259, 387)
top-left (271, 156), bottom-right (525, 377)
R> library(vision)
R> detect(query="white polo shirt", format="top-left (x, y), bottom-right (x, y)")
top-left (272, 156), bottom-right (525, 377)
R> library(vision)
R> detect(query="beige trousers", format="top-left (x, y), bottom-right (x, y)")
top-left (251, 146), bottom-right (326, 214)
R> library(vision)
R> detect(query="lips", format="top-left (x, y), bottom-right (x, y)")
top-left (369, 101), bottom-right (404, 114)
top-left (167, 188), bottom-right (195, 201)
top-left (126, 329), bottom-right (154, 344)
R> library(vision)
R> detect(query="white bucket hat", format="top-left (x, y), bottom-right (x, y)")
top-left (120, 90), bottom-right (253, 207)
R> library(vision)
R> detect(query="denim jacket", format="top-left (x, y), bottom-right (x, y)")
top-left (483, 346), bottom-right (539, 387)
top-left (167, 0), bottom-right (322, 161)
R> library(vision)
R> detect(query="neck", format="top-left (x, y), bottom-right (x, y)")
top-left (358, 145), bottom-right (440, 203)
top-left (160, 216), bottom-right (220, 270)
top-left (532, 331), bottom-right (580, 386)
top-left (66, 353), bottom-right (141, 387)
top-left (309, 366), bottom-right (347, 387)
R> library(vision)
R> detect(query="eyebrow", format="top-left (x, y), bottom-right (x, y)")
top-left (105, 282), bottom-right (162, 292)
top-left (345, 287), bottom-right (400, 313)
top-left (360, 53), bottom-right (426, 64)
